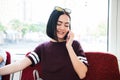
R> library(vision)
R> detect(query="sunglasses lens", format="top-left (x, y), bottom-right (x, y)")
top-left (65, 8), bottom-right (71, 14)
top-left (55, 6), bottom-right (71, 14)
top-left (55, 7), bottom-right (63, 11)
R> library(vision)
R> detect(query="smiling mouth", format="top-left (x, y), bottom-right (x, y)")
top-left (57, 30), bottom-right (64, 34)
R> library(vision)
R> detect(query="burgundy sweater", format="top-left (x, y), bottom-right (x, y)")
top-left (27, 40), bottom-right (88, 80)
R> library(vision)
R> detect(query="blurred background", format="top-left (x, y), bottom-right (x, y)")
top-left (0, 0), bottom-right (108, 56)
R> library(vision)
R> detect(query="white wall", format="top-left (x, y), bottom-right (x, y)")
top-left (109, 0), bottom-right (120, 60)
top-left (117, 0), bottom-right (120, 59)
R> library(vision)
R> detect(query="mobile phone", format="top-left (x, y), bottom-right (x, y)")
top-left (64, 31), bottom-right (69, 40)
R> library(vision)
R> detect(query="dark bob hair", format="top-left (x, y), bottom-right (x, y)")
top-left (46, 9), bottom-right (71, 41)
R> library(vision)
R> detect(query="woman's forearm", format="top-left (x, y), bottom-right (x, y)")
top-left (0, 62), bottom-right (22, 75)
top-left (66, 46), bottom-right (88, 79)
top-left (0, 57), bottom-right (31, 75)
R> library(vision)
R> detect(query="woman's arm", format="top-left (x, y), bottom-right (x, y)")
top-left (0, 57), bottom-right (32, 75)
top-left (66, 31), bottom-right (88, 79)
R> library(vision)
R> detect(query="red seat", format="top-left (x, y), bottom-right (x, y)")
top-left (20, 52), bottom-right (120, 80)
top-left (20, 52), bottom-right (42, 80)
top-left (83, 52), bottom-right (120, 80)
top-left (2, 51), bottom-right (11, 80)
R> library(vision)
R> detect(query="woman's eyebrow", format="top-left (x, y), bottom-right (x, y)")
top-left (58, 20), bottom-right (69, 24)
top-left (58, 21), bottom-right (63, 23)
top-left (65, 22), bottom-right (69, 24)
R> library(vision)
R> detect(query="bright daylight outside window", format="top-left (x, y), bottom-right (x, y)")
top-left (0, 0), bottom-right (108, 61)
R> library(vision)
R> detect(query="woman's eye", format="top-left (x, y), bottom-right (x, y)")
top-left (57, 23), bottom-right (61, 26)
top-left (65, 25), bottom-right (69, 27)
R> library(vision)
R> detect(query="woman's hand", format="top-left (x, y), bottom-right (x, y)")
top-left (66, 31), bottom-right (74, 47)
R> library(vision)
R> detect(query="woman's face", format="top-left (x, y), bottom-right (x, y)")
top-left (56, 14), bottom-right (70, 41)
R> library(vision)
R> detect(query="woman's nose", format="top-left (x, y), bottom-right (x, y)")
top-left (59, 25), bottom-right (65, 29)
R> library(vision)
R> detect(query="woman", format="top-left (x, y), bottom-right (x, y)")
top-left (0, 6), bottom-right (88, 80)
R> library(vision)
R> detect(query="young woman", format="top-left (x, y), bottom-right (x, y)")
top-left (0, 6), bottom-right (88, 80)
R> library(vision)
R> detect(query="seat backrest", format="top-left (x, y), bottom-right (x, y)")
top-left (21, 52), bottom-right (120, 80)
top-left (2, 51), bottom-right (11, 80)
top-left (83, 52), bottom-right (120, 80)
top-left (20, 52), bottom-right (42, 80)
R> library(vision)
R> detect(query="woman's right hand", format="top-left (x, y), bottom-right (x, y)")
top-left (66, 31), bottom-right (74, 47)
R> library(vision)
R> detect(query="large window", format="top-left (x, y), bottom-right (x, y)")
top-left (0, 0), bottom-right (108, 60)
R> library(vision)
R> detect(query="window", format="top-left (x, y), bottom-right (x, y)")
top-left (0, 0), bottom-right (108, 61)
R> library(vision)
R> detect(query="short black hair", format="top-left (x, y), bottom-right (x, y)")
top-left (46, 10), bottom-right (71, 41)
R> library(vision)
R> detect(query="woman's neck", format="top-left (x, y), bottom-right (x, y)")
top-left (50, 39), bottom-right (66, 42)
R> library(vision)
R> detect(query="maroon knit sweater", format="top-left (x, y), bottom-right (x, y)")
top-left (27, 40), bottom-right (88, 80)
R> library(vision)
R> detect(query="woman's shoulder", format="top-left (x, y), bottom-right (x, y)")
top-left (36, 41), bottom-right (51, 47)
top-left (72, 40), bottom-right (83, 48)
top-left (73, 40), bottom-right (80, 45)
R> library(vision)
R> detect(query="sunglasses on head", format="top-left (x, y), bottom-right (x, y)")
top-left (54, 6), bottom-right (71, 14)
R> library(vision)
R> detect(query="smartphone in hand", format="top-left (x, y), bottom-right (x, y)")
top-left (64, 31), bottom-right (69, 40)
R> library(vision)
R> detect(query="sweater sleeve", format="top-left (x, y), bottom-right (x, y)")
top-left (72, 40), bottom-right (88, 66)
top-left (26, 43), bottom-right (44, 66)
